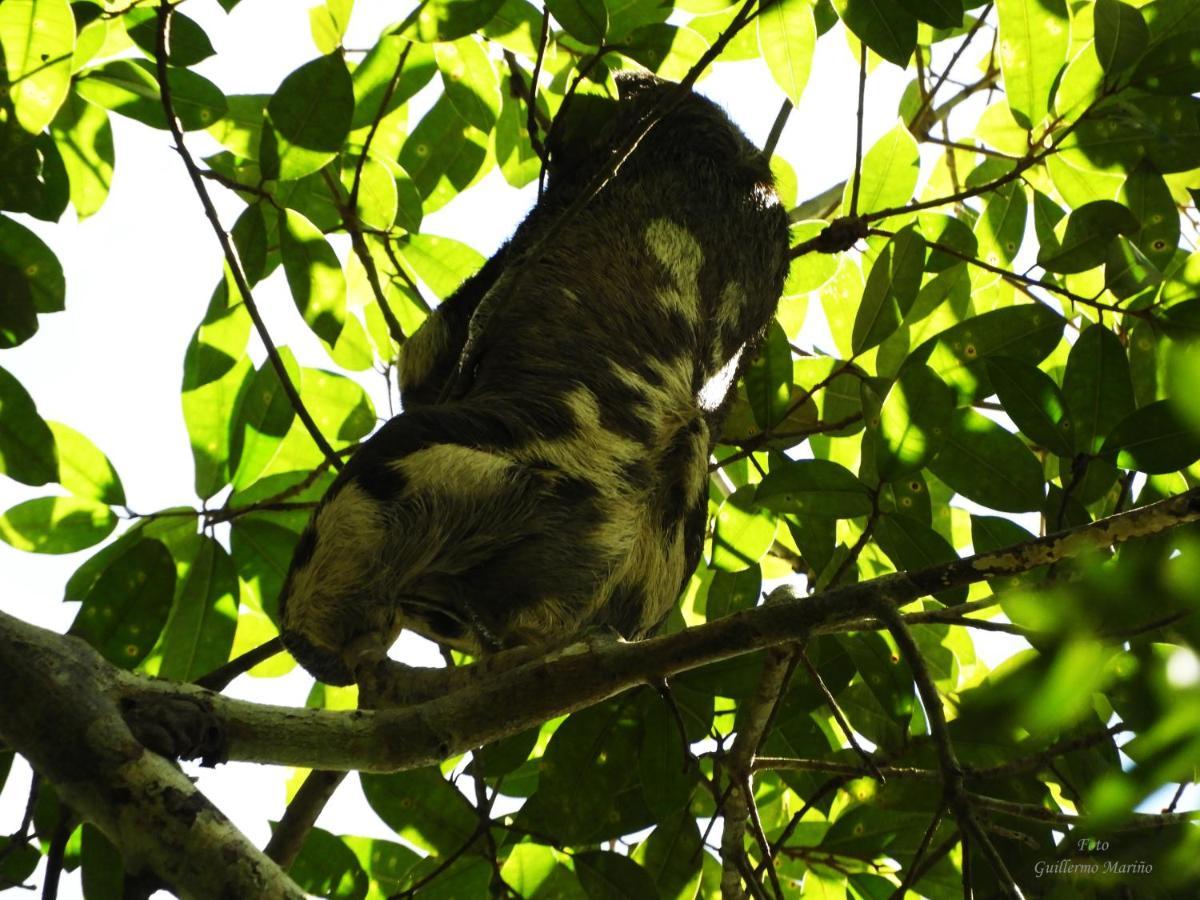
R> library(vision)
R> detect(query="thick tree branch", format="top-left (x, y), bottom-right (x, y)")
top-left (0, 624), bottom-right (303, 899)
top-left (2, 488), bottom-right (1194, 772)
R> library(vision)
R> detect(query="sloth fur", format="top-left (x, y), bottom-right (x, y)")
top-left (279, 73), bottom-right (790, 685)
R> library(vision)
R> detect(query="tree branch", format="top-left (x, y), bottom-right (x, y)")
top-left (154, 1), bottom-right (343, 474)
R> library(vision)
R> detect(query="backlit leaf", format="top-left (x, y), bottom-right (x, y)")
top-left (0, 495), bottom-right (115, 554)
top-left (758, 0), bottom-right (816, 107)
top-left (46, 421), bottom-right (124, 505)
top-left (843, 122), bottom-right (920, 216)
top-left (157, 535), bottom-right (239, 681)
top-left (76, 59), bottom-right (227, 131)
top-left (0, 0), bottom-right (75, 133)
top-left (279, 209), bottom-right (348, 351)
top-left (995, 0), bottom-right (1069, 129)
top-left (711, 486), bottom-right (776, 572)
top-left (265, 54), bottom-right (354, 181)
top-left (986, 357), bottom-right (1073, 457)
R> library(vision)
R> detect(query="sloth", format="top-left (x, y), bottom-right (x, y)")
top-left (279, 73), bottom-right (790, 686)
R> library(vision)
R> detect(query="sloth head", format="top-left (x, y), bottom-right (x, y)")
top-left (278, 482), bottom-right (392, 685)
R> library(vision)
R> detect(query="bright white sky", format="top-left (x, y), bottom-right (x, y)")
top-left (0, 2), bottom-right (1056, 895)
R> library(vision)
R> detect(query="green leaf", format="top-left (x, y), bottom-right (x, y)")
top-left (873, 364), bottom-right (954, 480)
top-left (396, 233), bottom-right (484, 299)
top-left (744, 320), bottom-right (793, 431)
top-left (995, 0), bottom-right (1070, 129)
top-left (182, 280), bottom-right (254, 499)
top-left (298, 367), bottom-right (375, 445)
top-left (308, 0), bottom-right (353, 54)
top-left (1133, 31), bottom-right (1200, 94)
top-left (919, 213), bottom-right (978, 272)
top-left (986, 357), bottom-right (1074, 457)
top-left (638, 695), bottom-right (697, 817)
top-left (289, 826), bottom-right (367, 899)
top-left (711, 485), bottom-right (776, 571)
top-left (758, 0), bottom-right (816, 107)
top-left (915, 303), bottom-right (1065, 404)
top-left (0, 264), bottom-right (36, 348)
top-left (874, 513), bottom-right (966, 604)
top-left (1102, 400), bottom-right (1200, 474)
top-left (435, 37), bottom-right (500, 132)
top-left (280, 209), bottom-right (348, 351)
top-left (929, 408), bottom-right (1046, 512)
top-left (0, 0), bottom-right (75, 133)
top-left (230, 517), bottom-right (298, 621)
top-left (351, 37), bottom-right (436, 130)
top-left (399, 95), bottom-right (490, 212)
top-left (625, 24), bottom-right (710, 81)
top-left (157, 536), bottom-right (239, 682)
top-left (1092, 0), bottom-right (1149, 74)
top-left (575, 851), bottom-right (657, 900)
top-left (547, 0), bottom-right (608, 45)
top-left (832, 0), bottom-right (917, 67)
top-left (80, 824), bottom-right (123, 900)
top-left (1061, 324), bottom-right (1135, 453)
top-left (495, 74), bottom-right (542, 188)
top-left (75, 59), bottom-right (226, 131)
top-left (407, 0), bottom-right (505, 42)
top-left (756, 459), bottom-right (873, 517)
top-left (852, 225), bottom-right (925, 353)
top-left (125, 7), bottom-right (216, 66)
top-left (265, 54), bottom-right (354, 181)
top-left (342, 156), bottom-right (397, 231)
top-left (1038, 199), bottom-right (1139, 274)
top-left (974, 181), bottom-right (1027, 268)
top-left (50, 93), bottom-right (114, 220)
top-left (1119, 161), bottom-right (1179, 270)
top-left (843, 122), bottom-right (920, 216)
top-left (230, 349), bottom-right (300, 489)
top-left (499, 845), bottom-right (567, 899)
top-left (70, 537), bottom-right (176, 668)
top-left (0, 363), bottom-right (56, 486)
top-left (46, 421), bottom-right (124, 505)
top-left (0, 495), bottom-right (115, 554)
top-left (0, 214), bottom-right (65, 311)
top-left (635, 812), bottom-right (704, 900)
top-left (896, 0), bottom-right (962, 28)
top-left (705, 566), bottom-right (762, 620)
top-left (360, 769), bottom-right (484, 856)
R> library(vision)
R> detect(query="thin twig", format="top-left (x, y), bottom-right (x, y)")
top-left (798, 647), bottom-right (881, 778)
top-left (263, 770), bottom-right (347, 868)
top-left (154, 1), bottom-right (343, 473)
top-left (762, 98), bottom-right (792, 159)
top-left (889, 803), bottom-right (947, 899)
top-left (848, 41), bottom-right (867, 217)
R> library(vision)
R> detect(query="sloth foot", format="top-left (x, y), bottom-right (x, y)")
top-left (120, 693), bottom-right (227, 767)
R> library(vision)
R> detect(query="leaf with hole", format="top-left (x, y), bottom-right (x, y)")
top-left (0, 0), bottom-right (75, 133)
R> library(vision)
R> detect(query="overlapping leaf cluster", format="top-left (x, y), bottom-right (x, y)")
top-left (1, 0), bottom-right (1198, 897)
